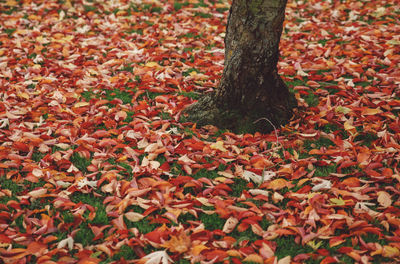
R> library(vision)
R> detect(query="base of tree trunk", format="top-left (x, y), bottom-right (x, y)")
top-left (184, 89), bottom-right (297, 134)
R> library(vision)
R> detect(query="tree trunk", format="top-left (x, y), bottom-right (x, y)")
top-left (185, 0), bottom-right (296, 133)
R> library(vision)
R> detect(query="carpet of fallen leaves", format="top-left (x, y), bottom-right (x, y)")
top-left (0, 0), bottom-right (400, 263)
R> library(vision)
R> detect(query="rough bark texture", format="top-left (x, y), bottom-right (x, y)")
top-left (185, 0), bottom-right (296, 133)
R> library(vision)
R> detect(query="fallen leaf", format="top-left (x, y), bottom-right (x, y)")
top-left (210, 141), bottom-right (228, 152)
top-left (377, 191), bottom-right (392, 208)
top-left (125, 212), bottom-right (145, 222)
top-left (222, 217), bottom-right (238, 233)
top-left (140, 250), bottom-right (172, 264)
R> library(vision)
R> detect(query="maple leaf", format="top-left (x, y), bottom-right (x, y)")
top-left (161, 232), bottom-right (191, 254)
top-left (139, 250), bottom-right (172, 264)
top-left (242, 170), bottom-right (263, 185)
top-left (77, 178), bottom-right (98, 189)
top-left (210, 141), bottom-right (228, 152)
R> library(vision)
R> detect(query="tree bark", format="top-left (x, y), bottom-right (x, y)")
top-left (185, 0), bottom-right (296, 133)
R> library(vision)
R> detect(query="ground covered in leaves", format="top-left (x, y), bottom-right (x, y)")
top-left (0, 0), bottom-right (399, 263)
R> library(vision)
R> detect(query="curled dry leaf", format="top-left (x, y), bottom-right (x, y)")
top-left (125, 212), bottom-right (145, 222)
top-left (377, 191), bottom-right (392, 208)
top-left (222, 217), bottom-right (238, 233)
top-left (57, 237), bottom-right (74, 250)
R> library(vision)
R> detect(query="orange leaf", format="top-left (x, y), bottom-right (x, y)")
top-left (329, 237), bottom-right (345, 247)
top-left (357, 152), bottom-right (370, 164)
top-left (267, 178), bottom-right (288, 190)
top-left (361, 108), bottom-right (382, 115)
top-left (191, 244), bottom-right (209, 256)
top-left (26, 242), bottom-right (46, 255)
top-left (162, 232), bottom-right (191, 254)
top-left (342, 177), bottom-right (360, 187)
top-left (243, 254), bottom-right (263, 263)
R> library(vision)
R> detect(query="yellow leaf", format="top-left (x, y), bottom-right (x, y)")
top-left (298, 178), bottom-right (310, 186)
top-left (383, 246), bottom-right (400, 258)
top-left (307, 240), bottom-right (323, 250)
top-left (17, 92), bottom-right (29, 100)
top-left (210, 141), bottom-right (227, 152)
top-left (242, 254), bottom-right (263, 264)
top-left (361, 108), bottom-right (382, 115)
top-left (214, 177), bottom-right (229, 183)
top-left (330, 197), bottom-right (346, 206)
top-left (335, 106), bottom-right (351, 114)
top-left (377, 191), bottom-right (392, 208)
top-left (145, 61), bottom-right (160, 68)
top-left (6, 0), bottom-right (17, 6)
top-left (226, 249), bottom-right (242, 257)
top-left (344, 120), bottom-right (357, 135)
top-left (74, 102), bottom-right (90, 108)
top-left (189, 71), bottom-right (198, 76)
top-left (191, 244), bottom-right (208, 256)
top-left (267, 178), bottom-right (288, 190)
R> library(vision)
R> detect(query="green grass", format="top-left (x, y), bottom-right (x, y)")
top-left (112, 244), bottom-right (138, 261)
top-left (216, 7), bottom-right (229, 13)
top-left (304, 93), bottom-right (319, 107)
top-left (4, 28), bottom-right (16, 37)
top-left (304, 137), bottom-right (335, 149)
top-left (0, 177), bottom-right (20, 194)
top-left (192, 168), bottom-right (220, 180)
top-left (159, 111), bottom-right (172, 120)
top-left (274, 236), bottom-right (314, 260)
top-left (314, 165), bottom-right (337, 177)
top-left (61, 211), bottom-right (75, 223)
top-left (124, 216), bottom-right (160, 234)
top-left (178, 91), bottom-right (201, 100)
top-left (199, 213), bottom-right (225, 230)
top-left (118, 64), bottom-right (134, 73)
top-left (105, 158), bottom-right (133, 179)
top-left (182, 67), bottom-right (201, 77)
top-left (70, 193), bottom-right (109, 225)
top-left (231, 226), bottom-right (262, 244)
top-left (354, 133), bottom-right (378, 147)
top-left (150, 6), bottom-right (162, 13)
top-left (0, 195), bottom-right (19, 205)
top-left (83, 5), bottom-right (97, 13)
top-left (231, 178), bottom-right (249, 197)
top-left (31, 152), bottom-right (46, 162)
top-left (70, 153), bottom-right (92, 173)
top-left (105, 89), bottom-right (132, 104)
top-left (318, 123), bottom-right (340, 133)
top-left (81, 90), bottom-right (95, 101)
top-left (125, 204), bottom-right (145, 214)
top-left (74, 223), bottom-right (95, 246)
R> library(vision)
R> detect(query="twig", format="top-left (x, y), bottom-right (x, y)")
top-left (254, 117), bottom-right (285, 152)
